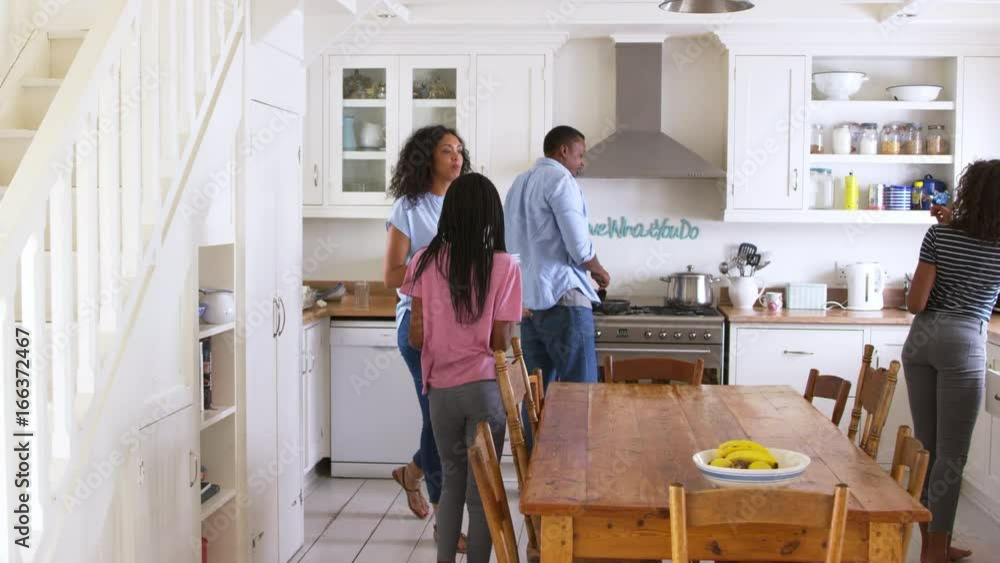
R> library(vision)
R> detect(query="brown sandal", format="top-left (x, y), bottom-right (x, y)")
top-left (434, 525), bottom-right (468, 555)
top-left (392, 465), bottom-right (430, 519)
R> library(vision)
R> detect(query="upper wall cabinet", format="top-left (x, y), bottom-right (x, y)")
top-left (303, 47), bottom-right (553, 219)
top-left (960, 57), bottom-right (1000, 166)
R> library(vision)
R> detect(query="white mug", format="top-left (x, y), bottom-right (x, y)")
top-left (760, 291), bottom-right (784, 313)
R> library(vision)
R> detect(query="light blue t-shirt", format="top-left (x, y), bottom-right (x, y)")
top-left (386, 192), bottom-right (444, 326)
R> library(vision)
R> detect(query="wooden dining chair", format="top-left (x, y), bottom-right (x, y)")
top-left (602, 355), bottom-right (704, 385)
top-left (668, 483), bottom-right (851, 563)
top-left (511, 337), bottom-right (543, 438)
top-left (528, 370), bottom-right (544, 421)
top-left (469, 421), bottom-right (520, 563)
top-left (890, 425), bottom-right (930, 558)
top-left (804, 370), bottom-right (852, 426)
top-left (847, 344), bottom-right (900, 459)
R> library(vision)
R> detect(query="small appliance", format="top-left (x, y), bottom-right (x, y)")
top-left (844, 262), bottom-right (887, 311)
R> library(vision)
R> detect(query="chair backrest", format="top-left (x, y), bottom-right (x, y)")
top-left (668, 483), bottom-right (850, 563)
top-left (804, 370), bottom-right (853, 426)
top-left (847, 345), bottom-right (900, 458)
top-left (469, 421), bottom-right (520, 563)
top-left (602, 356), bottom-right (704, 385)
top-left (528, 370), bottom-right (544, 422)
top-left (511, 337), bottom-right (542, 439)
top-left (890, 425), bottom-right (930, 557)
top-left (493, 350), bottom-right (540, 551)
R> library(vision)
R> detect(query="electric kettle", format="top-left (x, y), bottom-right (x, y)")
top-left (844, 262), bottom-right (886, 311)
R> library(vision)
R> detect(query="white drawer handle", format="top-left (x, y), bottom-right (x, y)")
top-left (783, 350), bottom-right (815, 356)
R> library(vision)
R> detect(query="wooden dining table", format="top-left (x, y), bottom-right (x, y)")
top-left (520, 383), bottom-right (931, 562)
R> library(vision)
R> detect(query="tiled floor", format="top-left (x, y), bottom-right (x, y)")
top-left (292, 476), bottom-right (999, 563)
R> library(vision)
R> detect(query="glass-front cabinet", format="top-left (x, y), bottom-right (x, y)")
top-left (327, 55), bottom-right (470, 208)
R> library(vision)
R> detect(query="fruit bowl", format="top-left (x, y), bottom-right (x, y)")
top-left (693, 448), bottom-right (811, 488)
top-left (813, 71), bottom-right (868, 100)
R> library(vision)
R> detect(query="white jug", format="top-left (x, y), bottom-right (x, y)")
top-left (359, 122), bottom-right (384, 149)
top-left (729, 277), bottom-right (765, 310)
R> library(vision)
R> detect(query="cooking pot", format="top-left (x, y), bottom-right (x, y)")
top-left (200, 288), bottom-right (234, 325)
top-left (659, 265), bottom-right (719, 307)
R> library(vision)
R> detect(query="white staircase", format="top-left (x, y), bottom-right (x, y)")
top-left (0, 0), bottom-right (245, 561)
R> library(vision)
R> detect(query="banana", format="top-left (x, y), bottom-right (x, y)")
top-left (717, 440), bottom-right (769, 458)
top-left (724, 449), bottom-right (777, 467)
top-left (748, 461), bottom-right (773, 470)
top-left (709, 458), bottom-right (734, 468)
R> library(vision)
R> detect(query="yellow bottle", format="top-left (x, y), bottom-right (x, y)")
top-left (844, 172), bottom-right (860, 210)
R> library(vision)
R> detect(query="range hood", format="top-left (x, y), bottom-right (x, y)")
top-left (581, 42), bottom-right (725, 180)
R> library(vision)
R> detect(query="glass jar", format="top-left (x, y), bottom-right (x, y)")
top-left (859, 123), bottom-right (879, 155)
top-left (832, 123), bottom-right (853, 155)
top-left (810, 124), bottom-right (825, 154)
top-left (880, 124), bottom-right (902, 155)
top-left (926, 125), bottom-right (950, 155)
top-left (810, 168), bottom-right (834, 209)
top-left (904, 123), bottom-right (924, 155)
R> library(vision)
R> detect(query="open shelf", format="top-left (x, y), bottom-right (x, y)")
top-left (724, 209), bottom-right (936, 225)
top-left (343, 99), bottom-right (386, 108)
top-left (344, 150), bottom-right (387, 160)
top-left (199, 322), bottom-right (235, 339)
top-left (201, 405), bottom-right (236, 431)
top-left (201, 488), bottom-right (237, 522)
top-left (413, 99), bottom-right (458, 108)
top-left (808, 154), bottom-right (953, 165)
top-left (810, 100), bottom-right (955, 111)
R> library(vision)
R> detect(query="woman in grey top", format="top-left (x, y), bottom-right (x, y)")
top-left (904, 159), bottom-right (1000, 563)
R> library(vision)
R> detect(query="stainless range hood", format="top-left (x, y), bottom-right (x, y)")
top-left (581, 42), bottom-right (725, 180)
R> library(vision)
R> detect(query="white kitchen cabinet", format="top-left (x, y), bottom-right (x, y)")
top-left (303, 60), bottom-right (324, 206)
top-left (330, 320), bottom-right (422, 477)
top-left (244, 101), bottom-right (303, 563)
top-left (474, 54), bottom-right (546, 199)
top-left (727, 55), bottom-right (807, 211)
top-left (730, 327), bottom-right (865, 393)
top-left (871, 328), bottom-right (913, 465)
top-left (134, 405), bottom-right (200, 563)
top-left (303, 320), bottom-right (331, 474)
top-left (987, 368), bottom-right (1000, 490)
top-left (960, 57), bottom-right (1000, 168)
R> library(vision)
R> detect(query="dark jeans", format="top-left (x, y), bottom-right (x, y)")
top-left (520, 304), bottom-right (598, 448)
top-left (397, 310), bottom-right (443, 505)
top-left (902, 311), bottom-right (988, 533)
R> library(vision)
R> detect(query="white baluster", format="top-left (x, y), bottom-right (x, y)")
top-left (48, 173), bottom-right (74, 459)
top-left (180, 0), bottom-right (196, 134)
top-left (1, 282), bottom-right (26, 563)
top-left (198, 0), bottom-right (212, 104)
top-left (99, 63), bottom-right (123, 335)
top-left (121, 23), bottom-right (143, 280)
top-left (20, 226), bottom-right (49, 534)
top-left (75, 112), bottom-right (100, 395)
top-left (215, 0), bottom-right (228, 52)
top-left (160, 0), bottom-right (179, 164)
top-left (140, 0), bottom-right (162, 232)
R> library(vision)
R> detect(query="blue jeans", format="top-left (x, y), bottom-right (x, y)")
top-left (520, 305), bottom-right (597, 448)
top-left (397, 310), bottom-right (443, 505)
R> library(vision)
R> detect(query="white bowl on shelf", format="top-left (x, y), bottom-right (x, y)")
top-left (692, 448), bottom-right (811, 488)
top-left (813, 71), bottom-right (868, 100)
top-left (886, 84), bottom-right (943, 102)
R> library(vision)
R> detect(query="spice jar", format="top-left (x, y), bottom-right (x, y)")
top-left (810, 168), bottom-right (834, 209)
top-left (880, 124), bottom-right (902, 155)
top-left (926, 125), bottom-right (950, 155)
top-left (859, 123), bottom-right (879, 155)
top-left (810, 124), bottom-right (825, 154)
top-left (832, 123), bottom-right (853, 155)
top-left (904, 123), bottom-right (924, 155)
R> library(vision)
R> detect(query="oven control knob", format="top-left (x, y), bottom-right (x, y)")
top-left (704, 332), bottom-right (713, 341)
top-left (673, 331), bottom-right (683, 340)
top-left (659, 331), bottom-right (668, 339)
top-left (688, 332), bottom-right (698, 340)
top-left (644, 331), bottom-right (653, 339)
top-left (595, 330), bottom-right (603, 338)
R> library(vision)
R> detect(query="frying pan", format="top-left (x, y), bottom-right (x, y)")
top-left (594, 288), bottom-right (630, 315)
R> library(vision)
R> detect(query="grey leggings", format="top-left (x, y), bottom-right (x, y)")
top-left (429, 380), bottom-right (507, 563)
top-left (902, 311), bottom-right (988, 533)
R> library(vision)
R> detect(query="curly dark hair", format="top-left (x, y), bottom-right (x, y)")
top-left (388, 125), bottom-right (471, 203)
top-left (952, 159), bottom-right (1000, 242)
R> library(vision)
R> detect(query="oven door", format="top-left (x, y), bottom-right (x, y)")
top-left (595, 343), bottom-right (724, 385)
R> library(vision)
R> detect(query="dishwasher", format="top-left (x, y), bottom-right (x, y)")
top-left (330, 320), bottom-right (422, 477)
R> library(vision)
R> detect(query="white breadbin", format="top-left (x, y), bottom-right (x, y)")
top-left (786, 283), bottom-right (828, 310)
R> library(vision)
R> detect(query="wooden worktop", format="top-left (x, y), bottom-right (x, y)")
top-left (302, 281), bottom-right (398, 323)
top-left (721, 305), bottom-right (915, 326)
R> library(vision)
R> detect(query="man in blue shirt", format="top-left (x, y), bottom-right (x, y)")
top-left (505, 126), bottom-right (610, 387)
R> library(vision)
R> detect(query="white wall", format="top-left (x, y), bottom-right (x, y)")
top-left (302, 37), bottom-right (929, 294)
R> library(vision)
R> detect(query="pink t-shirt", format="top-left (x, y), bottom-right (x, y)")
top-left (401, 249), bottom-right (523, 393)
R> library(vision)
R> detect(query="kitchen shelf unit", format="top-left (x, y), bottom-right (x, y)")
top-left (196, 243), bottom-right (241, 562)
top-left (808, 155), bottom-right (954, 165)
top-left (724, 209), bottom-right (936, 225)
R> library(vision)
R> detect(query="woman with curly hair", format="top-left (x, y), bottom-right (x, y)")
top-left (904, 159), bottom-right (1000, 563)
top-left (383, 125), bottom-right (471, 551)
